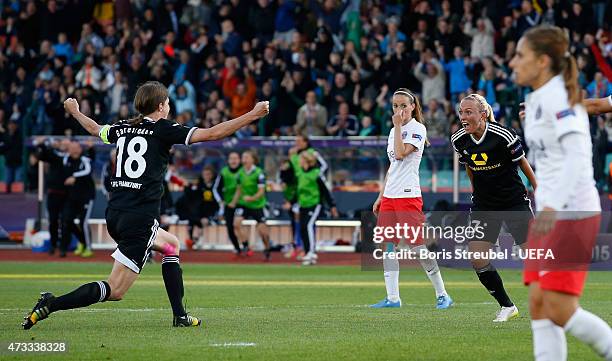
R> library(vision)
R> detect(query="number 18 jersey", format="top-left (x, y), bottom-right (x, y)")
top-left (99, 118), bottom-right (196, 218)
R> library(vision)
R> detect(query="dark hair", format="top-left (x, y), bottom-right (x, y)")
top-left (392, 88), bottom-right (429, 145)
top-left (523, 25), bottom-right (581, 106)
top-left (243, 150), bottom-right (259, 165)
top-left (296, 134), bottom-right (310, 147)
top-left (203, 165), bottom-right (216, 175)
top-left (128, 81), bottom-right (169, 125)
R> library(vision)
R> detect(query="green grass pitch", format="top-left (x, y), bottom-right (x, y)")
top-left (1, 262), bottom-right (611, 360)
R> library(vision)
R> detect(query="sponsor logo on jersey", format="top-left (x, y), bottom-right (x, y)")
top-left (470, 152), bottom-right (488, 166)
top-left (401, 131), bottom-right (407, 139)
top-left (412, 133), bottom-right (422, 141)
top-left (555, 109), bottom-right (575, 120)
top-left (403, 189), bottom-right (411, 193)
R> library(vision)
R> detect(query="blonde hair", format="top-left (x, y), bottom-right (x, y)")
top-left (460, 94), bottom-right (496, 122)
top-left (300, 151), bottom-right (317, 168)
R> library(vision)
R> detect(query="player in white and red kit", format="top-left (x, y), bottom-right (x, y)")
top-left (511, 25), bottom-right (612, 360)
top-left (370, 88), bottom-right (453, 309)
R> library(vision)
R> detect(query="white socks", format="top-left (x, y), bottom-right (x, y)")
top-left (532, 319), bottom-right (567, 361)
top-left (412, 245), bottom-right (447, 297)
top-left (383, 257), bottom-right (400, 302)
top-left (565, 308), bottom-right (612, 360)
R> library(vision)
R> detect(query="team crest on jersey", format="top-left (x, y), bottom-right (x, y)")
top-left (535, 105), bottom-right (542, 120)
top-left (471, 153), bottom-right (488, 166)
top-left (401, 131), bottom-right (407, 139)
top-left (412, 133), bottom-right (422, 141)
top-left (556, 109), bottom-right (575, 120)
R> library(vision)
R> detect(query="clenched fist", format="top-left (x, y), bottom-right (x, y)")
top-left (64, 98), bottom-right (80, 115)
top-left (250, 101), bottom-right (270, 118)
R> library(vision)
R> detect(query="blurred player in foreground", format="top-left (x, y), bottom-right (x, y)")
top-left (511, 25), bottom-right (612, 360)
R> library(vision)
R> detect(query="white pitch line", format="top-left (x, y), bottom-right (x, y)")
top-left (209, 342), bottom-right (256, 348)
top-left (0, 302), bottom-right (497, 315)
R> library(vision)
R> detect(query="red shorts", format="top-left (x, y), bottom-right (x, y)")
top-left (523, 215), bottom-right (600, 296)
top-left (376, 197), bottom-right (424, 245)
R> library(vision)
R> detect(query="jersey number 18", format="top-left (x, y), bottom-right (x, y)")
top-left (116, 136), bottom-right (148, 179)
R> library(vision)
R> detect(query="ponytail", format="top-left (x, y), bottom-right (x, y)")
top-left (523, 25), bottom-right (582, 107)
top-left (127, 113), bottom-right (145, 125)
top-left (562, 54), bottom-right (582, 106)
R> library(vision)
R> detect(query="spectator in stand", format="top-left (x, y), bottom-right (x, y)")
top-left (380, 17), bottom-right (406, 56)
top-left (441, 47), bottom-right (472, 103)
top-left (414, 50), bottom-right (446, 105)
top-left (223, 69), bottom-right (257, 118)
top-left (464, 17), bottom-right (495, 59)
top-left (169, 80), bottom-right (196, 117)
top-left (424, 99), bottom-right (449, 139)
top-left (295, 91), bottom-right (327, 137)
top-left (327, 102), bottom-right (359, 137)
top-left (0, 120), bottom-right (23, 193)
top-left (359, 116), bottom-right (377, 136)
top-left (0, 0), bottom-right (609, 146)
top-left (587, 72), bottom-right (612, 99)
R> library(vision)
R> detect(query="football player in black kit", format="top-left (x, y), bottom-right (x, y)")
top-left (450, 93), bottom-right (537, 322)
top-left (22, 81), bottom-right (269, 329)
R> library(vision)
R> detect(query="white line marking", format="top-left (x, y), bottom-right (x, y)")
top-left (0, 302), bottom-right (498, 315)
top-left (210, 342), bottom-right (256, 348)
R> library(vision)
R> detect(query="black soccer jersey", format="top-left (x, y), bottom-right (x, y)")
top-left (99, 118), bottom-right (196, 218)
top-left (450, 122), bottom-right (527, 210)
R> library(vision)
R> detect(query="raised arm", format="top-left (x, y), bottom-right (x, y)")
top-left (189, 101), bottom-right (269, 143)
top-left (64, 98), bottom-right (102, 136)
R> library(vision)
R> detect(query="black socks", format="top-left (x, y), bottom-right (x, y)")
top-left (475, 264), bottom-right (514, 307)
top-left (49, 281), bottom-right (110, 313)
top-left (162, 255), bottom-right (186, 317)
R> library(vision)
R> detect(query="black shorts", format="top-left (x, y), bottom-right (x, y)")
top-left (469, 201), bottom-right (534, 245)
top-left (106, 208), bottom-right (159, 274)
top-left (235, 206), bottom-right (267, 223)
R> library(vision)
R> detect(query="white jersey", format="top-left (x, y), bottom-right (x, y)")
top-left (383, 118), bottom-right (426, 198)
top-left (524, 75), bottom-right (600, 213)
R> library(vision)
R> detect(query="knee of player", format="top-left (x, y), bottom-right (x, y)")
top-left (470, 259), bottom-right (489, 270)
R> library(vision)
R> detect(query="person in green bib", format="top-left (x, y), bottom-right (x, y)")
top-left (291, 151), bottom-right (338, 266)
top-left (212, 152), bottom-right (244, 256)
top-left (230, 150), bottom-right (271, 261)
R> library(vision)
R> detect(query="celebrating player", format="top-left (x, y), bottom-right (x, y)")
top-left (231, 150), bottom-right (272, 261)
top-left (370, 88), bottom-right (453, 309)
top-left (291, 151), bottom-right (338, 265)
top-left (451, 93), bottom-right (537, 322)
top-left (22, 81), bottom-right (269, 329)
top-left (510, 25), bottom-right (612, 360)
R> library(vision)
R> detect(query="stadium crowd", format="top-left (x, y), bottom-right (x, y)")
top-left (0, 0), bottom-right (612, 189)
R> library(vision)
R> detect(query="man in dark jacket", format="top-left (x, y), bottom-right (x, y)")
top-left (61, 141), bottom-right (96, 258)
top-left (35, 137), bottom-right (71, 256)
